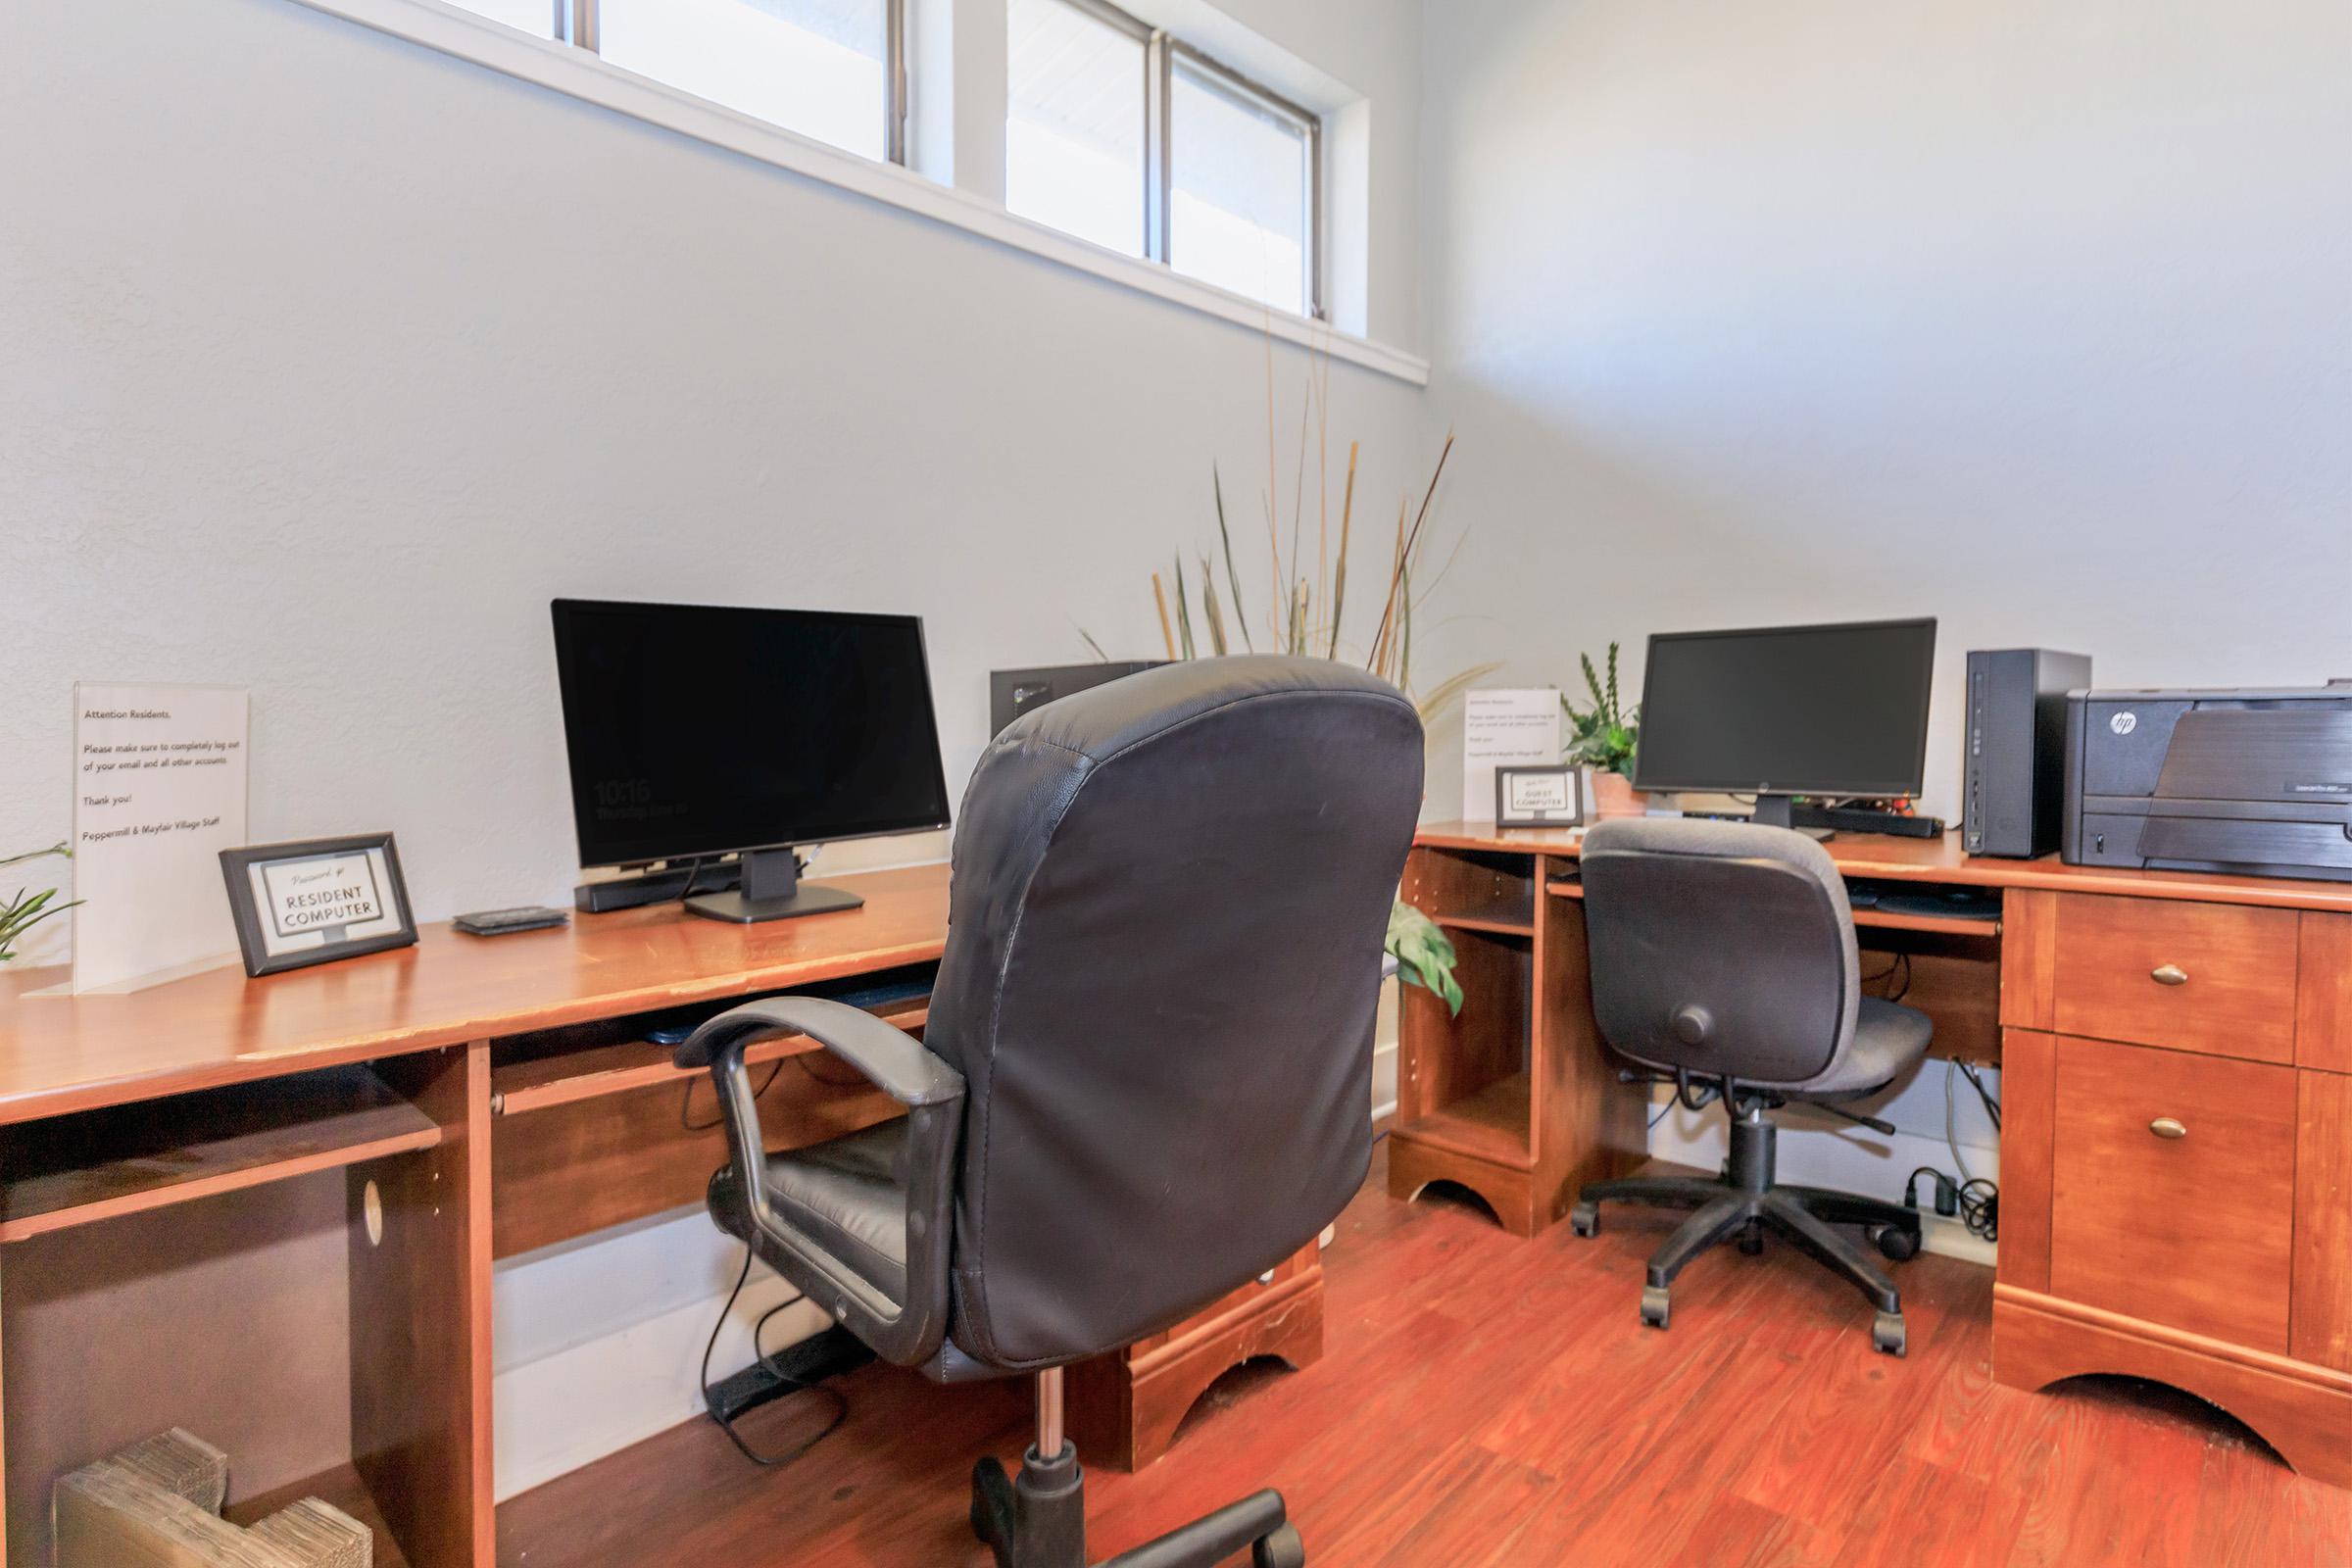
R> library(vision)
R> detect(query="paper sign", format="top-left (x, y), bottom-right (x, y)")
top-left (70, 682), bottom-right (250, 993)
top-left (1463, 689), bottom-right (1561, 823)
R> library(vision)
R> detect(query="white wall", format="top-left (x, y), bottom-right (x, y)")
top-left (0, 0), bottom-right (1431, 952)
top-left (1414, 0), bottom-right (2352, 826)
top-left (0, 0), bottom-right (1429, 1495)
top-left (1414, 0), bottom-right (2349, 1221)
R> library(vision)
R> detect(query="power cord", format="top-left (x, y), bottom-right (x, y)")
top-left (1905, 1165), bottom-right (1998, 1243)
top-left (700, 1246), bottom-right (850, 1467)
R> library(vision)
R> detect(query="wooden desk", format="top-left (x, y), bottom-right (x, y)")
top-left (1398, 821), bottom-right (2352, 1489)
top-left (0, 864), bottom-right (1320, 1565)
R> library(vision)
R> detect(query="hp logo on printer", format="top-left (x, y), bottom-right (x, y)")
top-left (2110, 711), bottom-right (2138, 737)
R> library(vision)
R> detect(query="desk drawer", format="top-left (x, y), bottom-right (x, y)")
top-left (2049, 1036), bottom-right (2295, 1349)
top-left (2050, 894), bottom-right (2298, 1062)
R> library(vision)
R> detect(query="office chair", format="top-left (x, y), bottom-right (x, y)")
top-left (674, 657), bottom-right (1423, 1568)
top-left (1567, 818), bottom-right (1932, 1356)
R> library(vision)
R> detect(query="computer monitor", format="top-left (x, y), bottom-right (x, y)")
top-left (1631, 617), bottom-right (1937, 829)
top-left (551, 598), bottom-right (953, 923)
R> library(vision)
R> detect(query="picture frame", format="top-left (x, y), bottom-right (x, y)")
top-left (220, 833), bottom-right (417, 977)
top-left (1495, 764), bottom-right (1583, 829)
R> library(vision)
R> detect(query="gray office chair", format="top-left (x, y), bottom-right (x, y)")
top-left (1568, 818), bottom-right (1932, 1355)
top-left (674, 657), bottom-right (1423, 1568)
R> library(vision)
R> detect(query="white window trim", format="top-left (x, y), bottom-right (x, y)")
top-left (285, 0), bottom-right (1430, 386)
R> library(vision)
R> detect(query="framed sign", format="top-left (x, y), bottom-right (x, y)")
top-left (220, 834), bottom-right (416, 976)
top-left (1495, 764), bottom-right (1583, 829)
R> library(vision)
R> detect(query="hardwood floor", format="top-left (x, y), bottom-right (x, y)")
top-left (500, 1147), bottom-right (2352, 1566)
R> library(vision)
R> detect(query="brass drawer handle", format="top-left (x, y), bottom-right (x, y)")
top-left (2150, 1117), bottom-right (2188, 1141)
top-left (2151, 963), bottom-right (2189, 987)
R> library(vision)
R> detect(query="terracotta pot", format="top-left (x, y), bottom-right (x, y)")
top-left (1589, 769), bottom-right (1648, 820)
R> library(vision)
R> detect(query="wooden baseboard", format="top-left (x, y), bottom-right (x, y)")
top-left (1067, 1255), bottom-right (1324, 1471)
top-left (1994, 1285), bottom-right (2352, 1489)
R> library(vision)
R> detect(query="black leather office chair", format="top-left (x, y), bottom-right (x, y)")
top-left (1567, 818), bottom-right (1932, 1355)
top-left (674, 657), bottom-right (1423, 1568)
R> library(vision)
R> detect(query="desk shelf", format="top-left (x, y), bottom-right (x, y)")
top-left (491, 998), bottom-right (931, 1116)
top-left (1546, 876), bottom-right (2000, 938)
top-left (1430, 905), bottom-right (1538, 938)
top-left (1393, 1071), bottom-right (1533, 1169)
top-left (3, 1048), bottom-right (481, 1568)
top-left (0, 1066), bottom-right (440, 1245)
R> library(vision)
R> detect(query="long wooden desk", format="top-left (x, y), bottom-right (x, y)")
top-left (1398, 821), bottom-right (2352, 1489)
top-left (0, 864), bottom-right (1320, 1565)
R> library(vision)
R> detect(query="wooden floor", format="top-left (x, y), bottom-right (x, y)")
top-left (502, 1147), bottom-right (2352, 1566)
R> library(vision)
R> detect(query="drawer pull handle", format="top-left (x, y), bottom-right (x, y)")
top-left (2151, 963), bottom-right (2189, 987)
top-left (2150, 1117), bottom-right (2189, 1141)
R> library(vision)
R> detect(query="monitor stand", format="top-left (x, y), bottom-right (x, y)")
top-left (685, 848), bottom-right (865, 924)
top-left (1749, 794), bottom-right (1835, 843)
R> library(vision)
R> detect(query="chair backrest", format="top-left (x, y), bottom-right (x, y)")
top-left (924, 657), bottom-right (1422, 1373)
top-left (1579, 818), bottom-right (1859, 1088)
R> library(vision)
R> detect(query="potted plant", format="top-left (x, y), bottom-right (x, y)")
top-left (1386, 902), bottom-right (1462, 1016)
top-left (1563, 644), bottom-right (1644, 818)
top-left (2, 843), bottom-right (78, 963)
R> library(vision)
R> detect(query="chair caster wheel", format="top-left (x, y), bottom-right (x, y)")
top-left (1872, 1223), bottom-right (1923, 1262)
top-left (1873, 1310), bottom-right (1907, 1357)
top-left (1253, 1522), bottom-right (1306, 1568)
top-left (1570, 1201), bottom-right (1599, 1238)
top-left (1640, 1285), bottom-right (1671, 1329)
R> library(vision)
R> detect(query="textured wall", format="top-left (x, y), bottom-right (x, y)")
top-left (1412, 0), bottom-right (2352, 819)
top-left (0, 0), bottom-right (1433, 967)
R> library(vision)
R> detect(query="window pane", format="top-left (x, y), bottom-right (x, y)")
top-left (601, 0), bottom-right (888, 160)
top-left (1170, 59), bottom-right (1310, 316)
top-left (1005, 0), bottom-right (1146, 258)
top-left (445, 0), bottom-right (556, 37)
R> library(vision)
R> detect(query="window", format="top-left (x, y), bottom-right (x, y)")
top-left (1005, 0), bottom-right (1148, 257)
top-left (601, 0), bottom-right (894, 162)
top-left (1004, 0), bottom-right (1323, 318)
top-left (448, 0), bottom-right (907, 164)
top-left (444, 0), bottom-right (559, 35)
top-left (1169, 53), bottom-right (1313, 318)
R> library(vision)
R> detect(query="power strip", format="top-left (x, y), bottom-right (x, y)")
top-left (706, 1325), bottom-right (875, 1425)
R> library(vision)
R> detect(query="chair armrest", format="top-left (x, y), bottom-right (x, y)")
top-left (673, 997), bottom-right (965, 1366)
top-left (671, 996), bottom-right (962, 1104)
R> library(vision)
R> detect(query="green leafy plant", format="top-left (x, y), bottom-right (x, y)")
top-left (1386, 901), bottom-right (1462, 1016)
top-left (1563, 643), bottom-right (1641, 777)
top-left (1, 843), bottom-right (79, 963)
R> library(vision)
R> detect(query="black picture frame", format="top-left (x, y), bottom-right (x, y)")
top-left (220, 833), bottom-right (417, 977)
top-left (1495, 764), bottom-right (1583, 829)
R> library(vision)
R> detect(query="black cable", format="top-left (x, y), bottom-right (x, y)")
top-left (699, 1246), bottom-right (850, 1468)
top-left (1904, 1165), bottom-right (1999, 1244)
top-left (681, 1059), bottom-right (785, 1132)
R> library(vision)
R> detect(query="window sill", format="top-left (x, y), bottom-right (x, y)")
top-left (287, 0), bottom-right (1432, 387)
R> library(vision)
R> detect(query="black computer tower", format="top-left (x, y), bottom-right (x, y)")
top-left (990, 662), bottom-right (1162, 738)
top-left (1964, 648), bottom-right (2092, 858)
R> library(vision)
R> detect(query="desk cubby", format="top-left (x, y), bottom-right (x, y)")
top-left (1, 1048), bottom-right (484, 1568)
top-left (1397, 833), bottom-right (2011, 1236)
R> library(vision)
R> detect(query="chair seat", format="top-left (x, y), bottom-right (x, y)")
top-left (1803, 997), bottom-right (1934, 1098)
top-left (760, 1119), bottom-right (910, 1303)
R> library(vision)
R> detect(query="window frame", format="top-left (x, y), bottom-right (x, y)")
top-left (1021, 0), bottom-right (1325, 320)
top-left (554, 0), bottom-right (909, 165)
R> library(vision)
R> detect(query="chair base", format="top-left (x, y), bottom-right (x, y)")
top-left (1570, 1108), bottom-right (1922, 1356)
top-left (971, 1446), bottom-right (1302, 1568)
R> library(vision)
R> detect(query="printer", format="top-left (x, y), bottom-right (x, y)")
top-left (2064, 684), bottom-right (2352, 880)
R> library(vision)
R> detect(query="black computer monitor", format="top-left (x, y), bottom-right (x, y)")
top-left (1631, 617), bottom-right (1937, 829)
top-left (551, 598), bottom-right (953, 923)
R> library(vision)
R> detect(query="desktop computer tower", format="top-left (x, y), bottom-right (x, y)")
top-left (1964, 648), bottom-right (2092, 858)
top-left (990, 661), bottom-right (1162, 738)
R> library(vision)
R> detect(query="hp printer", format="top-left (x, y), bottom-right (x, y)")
top-left (2064, 683), bottom-right (2352, 880)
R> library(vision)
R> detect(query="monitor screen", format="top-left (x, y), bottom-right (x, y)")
top-left (551, 599), bottom-right (953, 868)
top-left (1631, 618), bottom-right (1937, 799)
